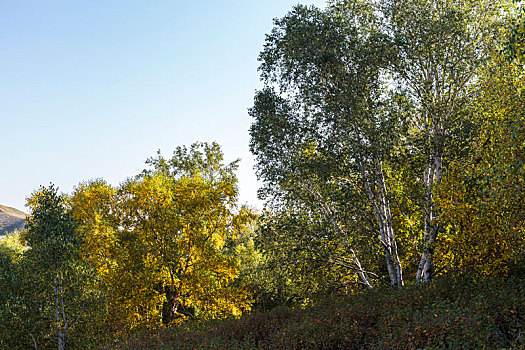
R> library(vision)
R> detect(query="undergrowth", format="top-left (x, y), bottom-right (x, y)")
top-left (110, 272), bottom-right (525, 349)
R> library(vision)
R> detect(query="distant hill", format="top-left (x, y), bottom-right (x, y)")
top-left (0, 205), bottom-right (27, 236)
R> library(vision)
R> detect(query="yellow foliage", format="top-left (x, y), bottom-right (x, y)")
top-left (70, 144), bottom-right (258, 333)
top-left (435, 58), bottom-right (525, 277)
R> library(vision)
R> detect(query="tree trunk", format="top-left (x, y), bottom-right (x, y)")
top-left (362, 161), bottom-right (404, 289)
top-left (53, 275), bottom-right (65, 350)
top-left (304, 181), bottom-right (374, 288)
top-left (162, 284), bottom-right (179, 325)
top-left (416, 154), bottom-right (442, 284)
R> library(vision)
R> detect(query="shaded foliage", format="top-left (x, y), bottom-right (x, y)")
top-left (112, 272), bottom-right (525, 349)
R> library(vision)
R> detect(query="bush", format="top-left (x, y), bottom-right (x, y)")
top-left (111, 273), bottom-right (525, 349)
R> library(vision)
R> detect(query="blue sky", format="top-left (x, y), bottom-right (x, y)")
top-left (0, 0), bottom-right (326, 212)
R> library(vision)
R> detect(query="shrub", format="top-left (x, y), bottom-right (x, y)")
top-left (111, 273), bottom-right (525, 349)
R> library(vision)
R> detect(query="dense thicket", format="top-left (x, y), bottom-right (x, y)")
top-left (112, 272), bottom-right (525, 349)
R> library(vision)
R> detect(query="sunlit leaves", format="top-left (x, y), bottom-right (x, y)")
top-left (436, 57), bottom-right (525, 276)
top-left (70, 142), bottom-right (257, 332)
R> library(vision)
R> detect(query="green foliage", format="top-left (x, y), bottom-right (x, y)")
top-left (0, 187), bottom-right (105, 349)
top-left (25, 185), bottom-right (82, 271)
top-left (504, 1), bottom-right (525, 61)
top-left (4, 0), bottom-right (525, 345)
top-left (252, 209), bottom-right (381, 308)
top-left (21, 185), bottom-right (103, 349)
top-left (0, 234), bottom-right (30, 349)
top-left (250, 0), bottom-right (513, 291)
top-left (251, 1), bottom-right (408, 290)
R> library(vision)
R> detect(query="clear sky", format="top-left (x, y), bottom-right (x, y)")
top-left (0, 0), bottom-right (326, 212)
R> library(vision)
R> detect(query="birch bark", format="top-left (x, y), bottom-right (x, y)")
top-left (304, 181), bottom-right (374, 288)
top-left (53, 274), bottom-right (65, 350)
top-left (362, 160), bottom-right (404, 289)
top-left (416, 154), bottom-right (442, 284)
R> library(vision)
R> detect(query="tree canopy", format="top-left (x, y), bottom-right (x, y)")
top-left (250, 0), bottom-right (521, 301)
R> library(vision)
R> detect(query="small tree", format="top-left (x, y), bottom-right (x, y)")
top-left (25, 185), bottom-right (94, 350)
top-left (70, 143), bottom-right (257, 329)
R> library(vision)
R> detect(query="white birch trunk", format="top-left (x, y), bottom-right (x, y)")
top-left (362, 160), bottom-right (404, 289)
top-left (305, 181), bottom-right (374, 288)
top-left (53, 274), bottom-right (66, 350)
top-left (416, 153), bottom-right (442, 284)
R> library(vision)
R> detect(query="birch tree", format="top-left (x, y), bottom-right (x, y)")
top-left (25, 185), bottom-right (96, 350)
top-left (250, 3), bottom-right (406, 289)
top-left (383, 0), bottom-right (507, 283)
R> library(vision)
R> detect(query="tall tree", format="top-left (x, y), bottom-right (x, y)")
top-left (250, 2), bottom-right (405, 288)
top-left (382, 0), bottom-right (506, 283)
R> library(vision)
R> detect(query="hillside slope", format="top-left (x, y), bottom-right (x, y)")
top-left (0, 205), bottom-right (27, 235)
